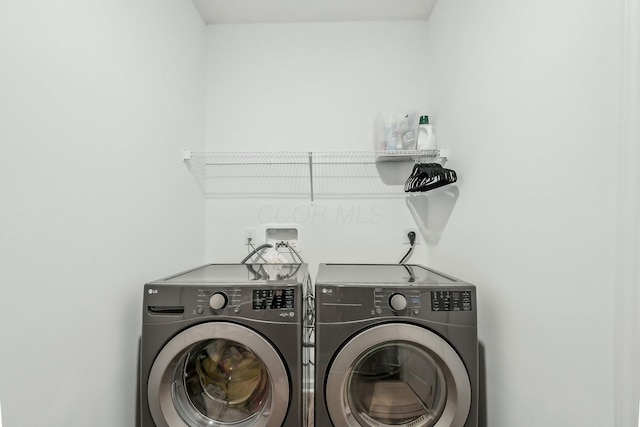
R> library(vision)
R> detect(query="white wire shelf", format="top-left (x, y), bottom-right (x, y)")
top-left (183, 149), bottom-right (445, 164)
top-left (182, 149), bottom-right (449, 200)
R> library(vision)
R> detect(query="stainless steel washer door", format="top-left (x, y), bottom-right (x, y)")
top-left (148, 322), bottom-right (289, 427)
top-left (326, 323), bottom-right (471, 427)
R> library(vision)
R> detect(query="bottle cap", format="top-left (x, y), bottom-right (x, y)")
top-left (419, 115), bottom-right (429, 125)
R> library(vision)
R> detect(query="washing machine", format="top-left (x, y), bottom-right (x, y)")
top-left (139, 263), bottom-right (308, 427)
top-left (314, 263), bottom-right (478, 427)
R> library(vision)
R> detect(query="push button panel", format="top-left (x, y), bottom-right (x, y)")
top-left (431, 290), bottom-right (473, 312)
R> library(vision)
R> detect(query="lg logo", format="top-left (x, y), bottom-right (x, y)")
top-left (148, 289), bottom-right (158, 294)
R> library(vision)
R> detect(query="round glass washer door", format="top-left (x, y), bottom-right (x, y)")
top-left (147, 322), bottom-right (289, 427)
top-left (326, 323), bottom-right (471, 427)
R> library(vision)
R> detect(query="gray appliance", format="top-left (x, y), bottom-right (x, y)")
top-left (140, 263), bottom-right (308, 427)
top-left (314, 264), bottom-right (478, 427)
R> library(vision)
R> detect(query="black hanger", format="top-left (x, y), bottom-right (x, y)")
top-left (405, 163), bottom-right (457, 192)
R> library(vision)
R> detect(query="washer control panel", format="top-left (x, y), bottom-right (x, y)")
top-left (193, 287), bottom-right (299, 321)
top-left (197, 288), bottom-right (243, 314)
top-left (144, 284), bottom-right (301, 323)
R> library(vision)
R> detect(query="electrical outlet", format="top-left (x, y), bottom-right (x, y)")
top-left (244, 227), bottom-right (256, 245)
top-left (402, 227), bottom-right (419, 245)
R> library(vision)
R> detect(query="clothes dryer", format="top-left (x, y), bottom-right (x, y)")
top-left (140, 263), bottom-right (307, 427)
top-left (314, 264), bottom-right (478, 427)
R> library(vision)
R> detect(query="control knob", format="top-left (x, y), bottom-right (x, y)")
top-left (389, 293), bottom-right (407, 311)
top-left (209, 292), bottom-right (228, 310)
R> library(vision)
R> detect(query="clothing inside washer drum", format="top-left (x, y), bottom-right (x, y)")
top-left (346, 342), bottom-right (447, 427)
top-left (173, 338), bottom-right (270, 424)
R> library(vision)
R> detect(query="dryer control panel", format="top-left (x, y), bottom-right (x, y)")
top-left (431, 290), bottom-right (473, 312)
top-left (315, 285), bottom-right (476, 325)
top-left (374, 288), bottom-right (422, 315)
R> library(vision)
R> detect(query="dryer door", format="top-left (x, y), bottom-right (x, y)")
top-left (147, 322), bottom-right (289, 427)
top-left (326, 323), bottom-right (471, 427)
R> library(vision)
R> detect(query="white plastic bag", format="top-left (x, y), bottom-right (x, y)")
top-left (374, 110), bottom-right (420, 151)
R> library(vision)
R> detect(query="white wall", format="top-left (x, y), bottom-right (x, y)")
top-left (203, 2), bottom-right (631, 427)
top-left (424, 0), bottom-right (621, 426)
top-left (0, 1), bottom-right (205, 426)
top-left (204, 21), bottom-right (437, 273)
top-left (617, 0), bottom-right (640, 424)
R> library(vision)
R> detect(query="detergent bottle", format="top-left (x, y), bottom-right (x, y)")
top-left (417, 115), bottom-right (437, 151)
